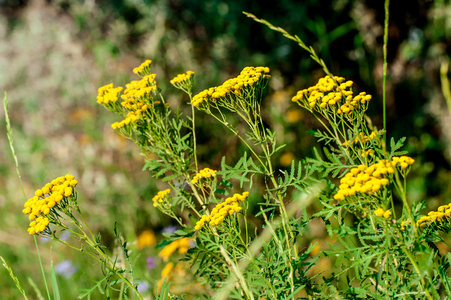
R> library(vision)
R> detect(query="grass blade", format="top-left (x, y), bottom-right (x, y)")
top-left (1, 256), bottom-right (28, 299)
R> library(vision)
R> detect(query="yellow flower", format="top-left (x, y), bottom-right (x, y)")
top-left (333, 156), bottom-right (414, 202)
top-left (342, 130), bottom-right (386, 147)
top-left (133, 59), bottom-right (152, 77)
top-left (191, 168), bottom-right (217, 184)
top-left (292, 76), bottom-right (372, 115)
top-left (23, 174), bottom-right (78, 235)
top-left (152, 189), bottom-right (171, 207)
top-left (280, 152), bottom-right (295, 167)
top-left (195, 192), bottom-right (249, 231)
top-left (158, 238), bottom-right (191, 261)
top-left (417, 203), bottom-right (451, 231)
top-left (170, 71), bottom-right (194, 92)
top-left (286, 109), bottom-right (303, 123)
top-left (191, 66), bottom-right (270, 108)
top-left (383, 210), bottom-right (392, 219)
top-left (374, 208), bottom-right (385, 217)
top-left (157, 262), bottom-right (174, 288)
top-left (136, 229), bottom-right (157, 249)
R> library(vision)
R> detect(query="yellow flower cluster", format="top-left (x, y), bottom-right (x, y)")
top-left (416, 204), bottom-right (451, 229)
top-left (374, 208), bottom-right (392, 219)
top-left (334, 156), bottom-right (415, 201)
top-left (97, 84), bottom-right (123, 105)
top-left (157, 262), bottom-right (174, 288)
top-left (170, 71), bottom-right (194, 85)
top-left (400, 220), bottom-right (410, 231)
top-left (194, 192), bottom-right (249, 230)
top-left (111, 104), bottom-right (149, 129)
top-left (22, 174), bottom-right (78, 235)
top-left (191, 66), bottom-right (270, 107)
top-left (334, 163), bottom-right (391, 200)
top-left (133, 59), bottom-right (152, 77)
top-left (136, 229), bottom-right (156, 249)
top-left (342, 130), bottom-right (386, 147)
top-left (121, 75), bottom-right (157, 109)
top-left (158, 237), bottom-right (191, 260)
top-left (152, 189), bottom-right (171, 207)
top-left (191, 167), bottom-right (217, 184)
top-left (292, 76), bottom-right (372, 114)
top-left (108, 72), bottom-right (157, 129)
top-left (391, 156), bottom-right (415, 170)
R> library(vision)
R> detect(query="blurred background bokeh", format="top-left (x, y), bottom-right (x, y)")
top-left (0, 0), bottom-right (450, 298)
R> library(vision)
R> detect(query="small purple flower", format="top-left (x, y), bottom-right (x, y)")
top-left (162, 225), bottom-right (178, 234)
top-left (59, 230), bottom-right (71, 241)
top-left (137, 281), bottom-right (150, 293)
top-left (146, 256), bottom-right (156, 270)
top-left (54, 260), bottom-right (78, 279)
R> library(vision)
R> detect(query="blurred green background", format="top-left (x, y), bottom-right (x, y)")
top-left (0, 0), bottom-right (450, 298)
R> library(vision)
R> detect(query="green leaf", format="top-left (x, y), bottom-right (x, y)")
top-left (51, 261), bottom-right (61, 300)
top-left (215, 188), bottom-right (226, 195)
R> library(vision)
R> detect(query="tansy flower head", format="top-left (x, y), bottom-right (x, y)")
top-left (333, 160), bottom-right (393, 201)
top-left (342, 130), bottom-right (386, 147)
top-left (191, 66), bottom-right (270, 108)
top-left (374, 208), bottom-right (391, 219)
top-left (170, 71), bottom-right (194, 92)
top-left (23, 174), bottom-right (78, 235)
top-left (417, 203), bottom-right (451, 233)
top-left (136, 229), bottom-right (157, 249)
top-left (194, 192), bottom-right (249, 231)
top-left (334, 156), bottom-right (415, 208)
top-left (97, 84), bottom-right (123, 105)
top-left (292, 75), bottom-right (371, 115)
top-left (157, 262), bottom-right (174, 288)
top-left (152, 189), bottom-right (171, 207)
top-left (191, 167), bottom-right (217, 184)
top-left (133, 59), bottom-right (152, 77)
top-left (158, 237), bottom-right (191, 261)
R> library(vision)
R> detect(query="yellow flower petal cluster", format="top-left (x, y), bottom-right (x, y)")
top-left (191, 66), bottom-right (270, 107)
top-left (23, 174), bottom-right (78, 235)
top-left (97, 84), bottom-right (123, 105)
top-left (342, 130), bottom-right (386, 147)
top-left (391, 156), bottom-right (415, 170)
top-left (194, 192), bottom-right (249, 230)
top-left (111, 104), bottom-right (149, 129)
top-left (157, 262), bottom-right (174, 287)
top-left (374, 208), bottom-right (392, 219)
top-left (133, 59), bottom-right (152, 77)
top-left (417, 204), bottom-right (451, 229)
top-left (136, 229), bottom-right (156, 249)
top-left (170, 71), bottom-right (194, 86)
top-left (292, 75), bottom-right (372, 114)
top-left (97, 61), bottom-right (159, 130)
top-left (334, 156), bottom-right (415, 201)
top-left (121, 75), bottom-right (157, 109)
top-left (158, 237), bottom-right (191, 260)
top-left (152, 189), bottom-right (171, 207)
top-left (334, 162), bottom-right (393, 200)
top-left (191, 167), bottom-right (217, 184)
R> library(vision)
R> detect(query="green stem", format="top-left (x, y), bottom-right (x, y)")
top-left (75, 217), bottom-right (143, 300)
top-left (189, 93), bottom-right (199, 171)
top-left (382, 0), bottom-right (390, 148)
top-left (401, 246), bottom-right (434, 300)
top-left (33, 237), bottom-right (52, 300)
top-left (393, 171), bottom-right (417, 236)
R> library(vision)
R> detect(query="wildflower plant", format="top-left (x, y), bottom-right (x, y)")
top-left (21, 174), bottom-right (144, 299)
top-left (12, 7), bottom-right (451, 300)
